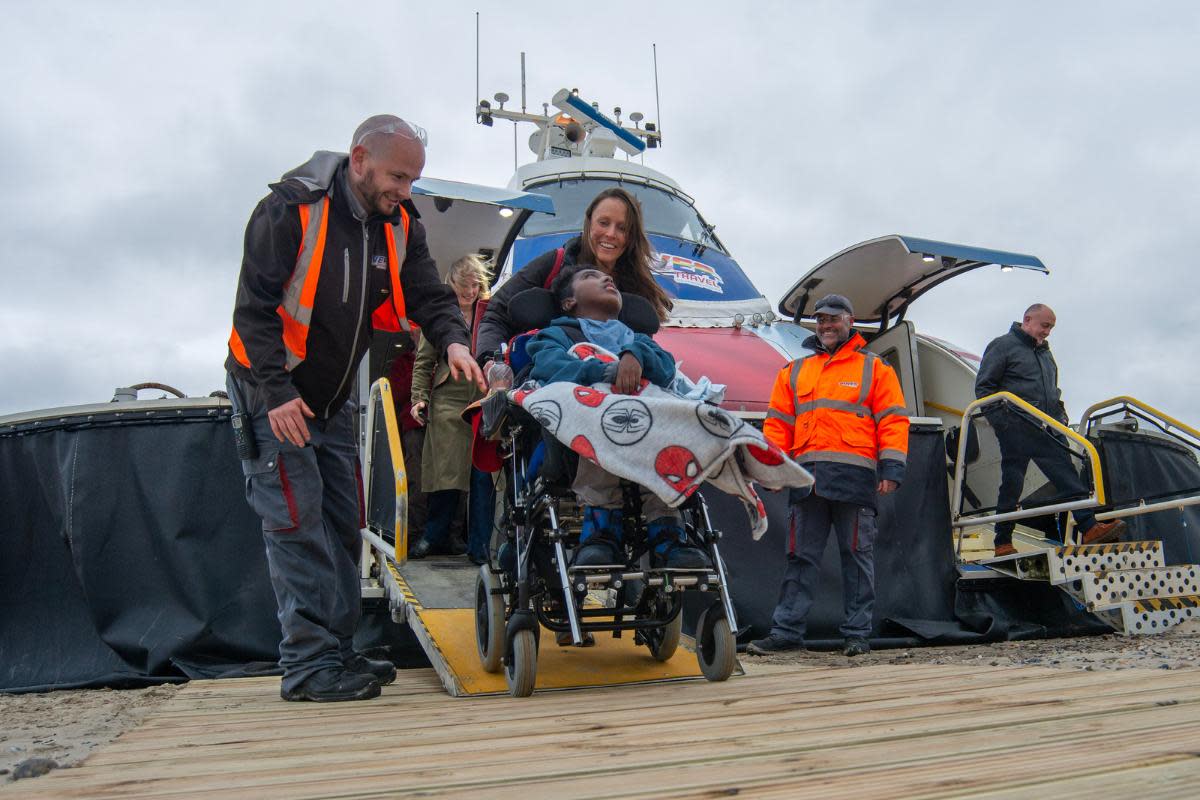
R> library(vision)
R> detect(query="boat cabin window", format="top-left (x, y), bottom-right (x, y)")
top-left (522, 179), bottom-right (724, 252)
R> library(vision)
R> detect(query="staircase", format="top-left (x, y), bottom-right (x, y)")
top-left (982, 541), bottom-right (1200, 634)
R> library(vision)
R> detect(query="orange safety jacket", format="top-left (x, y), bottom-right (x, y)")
top-left (227, 196), bottom-right (410, 371)
top-left (764, 333), bottom-right (909, 473)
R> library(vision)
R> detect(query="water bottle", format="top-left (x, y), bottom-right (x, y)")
top-left (486, 349), bottom-right (513, 391)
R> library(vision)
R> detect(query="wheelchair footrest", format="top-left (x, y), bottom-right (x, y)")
top-left (565, 566), bottom-right (720, 593)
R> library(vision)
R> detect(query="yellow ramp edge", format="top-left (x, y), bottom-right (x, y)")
top-left (420, 607), bottom-right (708, 695)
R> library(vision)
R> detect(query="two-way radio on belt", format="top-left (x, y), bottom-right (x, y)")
top-left (226, 378), bottom-right (259, 461)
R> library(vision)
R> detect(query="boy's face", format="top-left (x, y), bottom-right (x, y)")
top-left (564, 268), bottom-right (623, 320)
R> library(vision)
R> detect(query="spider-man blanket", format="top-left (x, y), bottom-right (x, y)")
top-left (511, 343), bottom-right (813, 539)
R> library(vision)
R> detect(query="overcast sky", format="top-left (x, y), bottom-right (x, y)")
top-left (3, 1), bottom-right (1198, 424)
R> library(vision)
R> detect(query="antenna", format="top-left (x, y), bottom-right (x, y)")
top-left (516, 52), bottom-right (526, 169)
top-left (652, 43), bottom-right (663, 149)
top-left (474, 12), bottom-right (480, 121)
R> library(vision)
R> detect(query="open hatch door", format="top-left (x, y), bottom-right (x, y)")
top-left (778, 235), bottom-right (1048, 324)
top-left (409, 177), bottom-right (554, 278)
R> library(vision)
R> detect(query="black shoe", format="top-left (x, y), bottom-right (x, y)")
top-left (447, 536), bottom-right (468, 556)
top-left (746, 634), bottom-right (805, 655)
top-left (573, 538), bottom-right (622, 567)
top-left (653, 542), bottom-right (712, 570)
top-left (344, 653), bottom-right (397, 685)
top-left (842, 637), bottom-right (871, 657)
top-left (280, 669), bottom-right (381, 702)
top-left (409, 538), bottom-right (432, 560)
top-left (554, 629), bottom-right (596, 647)
top-left (468, 552), bottom-right (488, 566)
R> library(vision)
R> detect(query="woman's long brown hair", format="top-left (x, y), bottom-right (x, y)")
top-left (577, 187), bottom-right (673, 321)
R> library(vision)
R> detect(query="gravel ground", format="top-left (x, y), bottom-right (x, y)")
top-left (741, 619), bottom-right (1200, 671)
top-left (5, 622), bottom-right (1200, 785)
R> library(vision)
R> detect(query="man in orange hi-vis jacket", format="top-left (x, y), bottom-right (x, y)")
top-left (748, 294), bottom-right (909, 658)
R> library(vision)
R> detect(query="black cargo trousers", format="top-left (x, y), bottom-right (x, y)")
top-left (227, 374), bottom-right (364, 693)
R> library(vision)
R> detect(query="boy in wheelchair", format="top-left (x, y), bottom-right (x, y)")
top-left (475, 263), bottom-right (809, 694)
top-left (525, 264), bottom-right (710, 572)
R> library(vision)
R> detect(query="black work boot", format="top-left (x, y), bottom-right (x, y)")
top-left (344, 652), bottom-right (397, 685)
top-left (746, 634), bottom-right (805, 655)
top-left (281, 669), bottom-right (380, 702)
top-left (842, 637), bottom-right (871, 657)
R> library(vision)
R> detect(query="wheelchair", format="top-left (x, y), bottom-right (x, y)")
top-left (472, 288), bottom-right (740, 697)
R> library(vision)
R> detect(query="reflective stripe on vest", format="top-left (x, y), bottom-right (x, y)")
top-left (229, 197), bottom-right (410, 370)
top-left (783, 339), bottom-right (905, 466)
top-left (371, 218), bottom-right (409, 333)
top-left (278, 198), bottom-right (333, 369)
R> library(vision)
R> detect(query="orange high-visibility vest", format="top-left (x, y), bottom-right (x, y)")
top-left (229, 197), bottom-right (410, 370)
top-left (763, 333), bottom-right (909, 470)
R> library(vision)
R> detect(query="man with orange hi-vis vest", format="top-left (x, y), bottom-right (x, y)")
top-left (748, 294), bottom-right (909, 658)
top-left (226, 116), bottom-right (484, 703)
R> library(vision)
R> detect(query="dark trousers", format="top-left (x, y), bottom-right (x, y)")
top-left (769, 494), bottom-right (877, 642)
top-left (423, 468), bottom-right (495, 560)
top-left (228, 374), bottom-right (363, 692)
top-left (994, 427), bottom-right (1094, 546)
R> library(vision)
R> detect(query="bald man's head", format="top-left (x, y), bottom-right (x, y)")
top-left (350, 115), bottom-right (426, 154)
top-left (347, 115), bottom-right (426, 217)
top-left (1021, 303), bottom-right (1056, 346)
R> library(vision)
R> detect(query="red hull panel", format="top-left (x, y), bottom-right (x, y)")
top-left (654, 327), bottom-right (787, 414)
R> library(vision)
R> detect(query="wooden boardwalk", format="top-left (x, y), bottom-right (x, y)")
top-left (7, 662), bottom-right (1200, 798)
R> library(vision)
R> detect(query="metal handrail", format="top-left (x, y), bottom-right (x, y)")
top-left (1079, 395), bottom-right (1200, 445)
top-left (1077, 396), bottom-right (1200, 525)
top-left (952, 392), bottom-right (1105, 556)
top-left (363, 378), bottom-right (409, 566)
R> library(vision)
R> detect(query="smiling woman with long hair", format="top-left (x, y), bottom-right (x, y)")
top-left (475, 187), bottom-right (672, 363)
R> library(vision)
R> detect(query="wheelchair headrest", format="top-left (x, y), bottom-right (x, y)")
top-left (508, 287), bottom-right (661, 336)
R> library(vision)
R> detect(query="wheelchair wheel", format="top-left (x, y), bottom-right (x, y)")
top-left (505, 628), bottom-right (538, 697)
top-left (475, 567), bottom-right (505, 673)
top-left (695, 605), bottom-right (736, 682)
top-left (645, 601), bottom-right (682, 662)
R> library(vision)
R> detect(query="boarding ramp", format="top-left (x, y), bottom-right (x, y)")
top-left (951, 392), bottom-right (1200, 634)
top-left (357, 378), bottom-right (710, 696)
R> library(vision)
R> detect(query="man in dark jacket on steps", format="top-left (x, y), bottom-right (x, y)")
top-left (975, 303), bottom-right (1124, 557)
top-left (226, 116), bottom-right (484, 702)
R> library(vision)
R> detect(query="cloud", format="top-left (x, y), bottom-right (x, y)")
top-left (1, 0), bottom-right (1198, 427)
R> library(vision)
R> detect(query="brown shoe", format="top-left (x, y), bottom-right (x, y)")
top-left (1081, 519), bottom-right (1126, 545)
top-left (993, 543), bottom-right (1017, 558)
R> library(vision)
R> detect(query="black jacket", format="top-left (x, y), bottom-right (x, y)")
top-left (975, 322), bottom-right (1068, 423)
top-left (226, 152), bottom-right (469, 418)
top-left (475, 237), bottom-right (583, 364)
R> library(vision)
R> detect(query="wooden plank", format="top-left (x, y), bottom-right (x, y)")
top-left (7, 665), bottom-right (1200, 800)
top-left (85, 667), bottom-right (1200, 766)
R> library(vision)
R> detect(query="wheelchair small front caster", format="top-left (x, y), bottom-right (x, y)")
top-left (644, 597), bottom-right (682, 662)
top-left (505, 628), bottom-right (538, 697)
top-left (695, 604), bottom-right (736, 682)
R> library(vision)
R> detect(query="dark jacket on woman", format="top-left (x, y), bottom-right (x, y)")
top-left (475, 238), bottom-right (584, 364)
top-left (975, 322), bottom-right (1068, 424)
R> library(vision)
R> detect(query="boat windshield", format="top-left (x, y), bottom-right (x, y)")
top-left (521, 178), bottom-right (723, 252)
